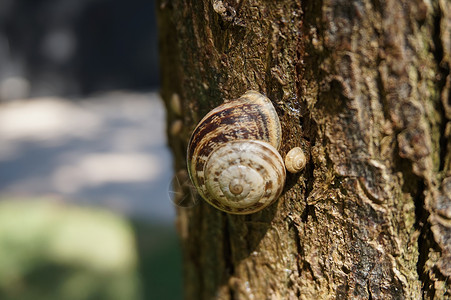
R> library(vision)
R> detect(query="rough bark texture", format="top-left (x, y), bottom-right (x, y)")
top-left (157, 0), bottom-right (451, 298)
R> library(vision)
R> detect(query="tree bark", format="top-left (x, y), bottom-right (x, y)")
top-left (157, 0), bottom-right (451, 298)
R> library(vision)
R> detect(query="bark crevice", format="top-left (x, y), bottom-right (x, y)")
top-left (433, 4), bottom-right (450, 173)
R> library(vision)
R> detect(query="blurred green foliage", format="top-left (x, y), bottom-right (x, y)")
top-left (0, 198), bottom-right (182, 300)
top-left (133, 222), bottom-right (182, 300)
top-left (0, 199), bottom-right (140, 300)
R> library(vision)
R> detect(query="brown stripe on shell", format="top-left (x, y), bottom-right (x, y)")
top-left (265, 181), bottom-right (273, 190)
top-left (187, 91), bottom-right (281, 161)
top-left (188, 103), bottom-right (269, 160)
top-left (240, 91), bottom-right (281, 149)
top-left (197, 175), bottom-right (204, 186)
top-left (187, 93), bottom-right (281, 188)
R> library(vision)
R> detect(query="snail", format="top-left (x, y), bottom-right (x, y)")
top-left (187, 90), bottom-right (286, 214)
top-left (284, 147), bottom-right (306, 173)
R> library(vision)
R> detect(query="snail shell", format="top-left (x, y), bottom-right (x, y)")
top-left (187, 90), bottom-right (286, 214)
top-left (285, 147), bottom-right (306, 173)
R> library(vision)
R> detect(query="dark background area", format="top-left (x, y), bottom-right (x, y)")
top-left (0, 0), bottom-right (159, 98)
top-left (0, 1), bottom-right (182, 299)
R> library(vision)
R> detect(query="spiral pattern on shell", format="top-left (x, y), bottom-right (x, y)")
top-left (284, 147), bottom-right (306, 173)
top-left (187, 90), bottom-right (285, 214)
top-left (204, 140), bottom-right (285, 213)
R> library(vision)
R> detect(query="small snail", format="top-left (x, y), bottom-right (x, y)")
top-left (187, 90), bottom-right (286, 214)
top-left (284, 147), bottom-right (306, 173)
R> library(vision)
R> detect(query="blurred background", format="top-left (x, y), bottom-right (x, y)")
top-left (0, 0), bottom-right (182, 299)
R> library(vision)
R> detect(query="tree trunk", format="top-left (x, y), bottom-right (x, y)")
top-left (157, 0), bottom-right (451, 298)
